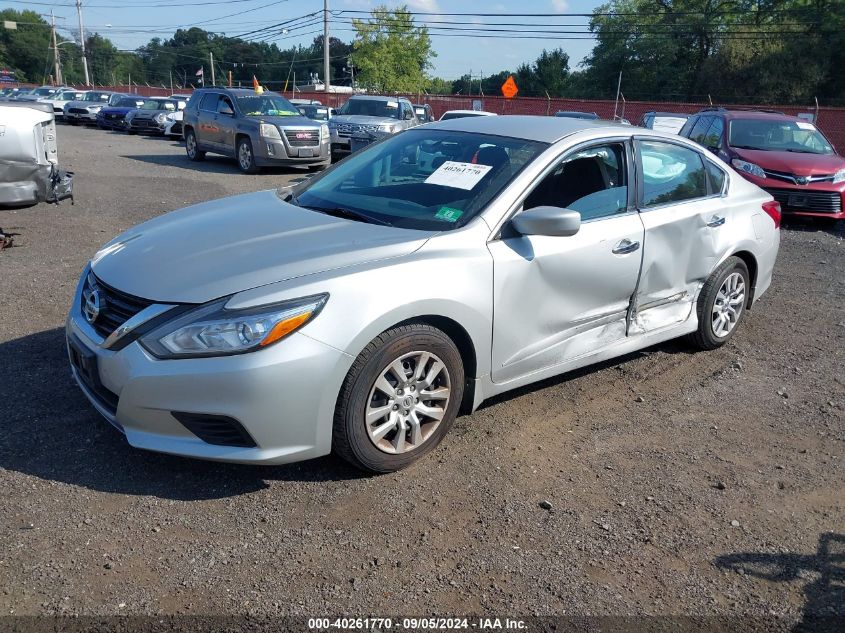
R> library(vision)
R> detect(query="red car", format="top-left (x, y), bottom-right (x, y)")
top-left (680, 108), bottom-right (845, 220)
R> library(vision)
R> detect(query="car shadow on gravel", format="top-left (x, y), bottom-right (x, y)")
top-left (714, 533), bottom-right (845, 632)
top-left (477, 338), bottom-right (695, 411)
top-left (123, 153), bottom-right (314, 177)
top-left (0, 328), bottom-right (365, 501)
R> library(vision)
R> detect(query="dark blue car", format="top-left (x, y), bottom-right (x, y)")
top-left (96, 96), bottom-right (145, 130)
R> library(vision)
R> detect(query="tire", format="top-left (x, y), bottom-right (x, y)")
top-left (689, 256), bottom-right (750, 350)
top-left (333, 324), bottom-right (465, 473)
top-left (236, 137), bottom-right (260, 174)
top-left (185, 129), bottom-right (205, 161)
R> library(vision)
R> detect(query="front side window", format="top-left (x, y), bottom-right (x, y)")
top-left (638, 140), bottom-right (707, 207)
top-left (523, 143), bottom-right (629, 221)
top-left (339, 99), bottom-right (401, 119)
top-left (290, 129), bottom-right (547, 230)
top-left (236, 94), bottom-right (299, 117)
top-left (728, 118), bottom-right (834, 154)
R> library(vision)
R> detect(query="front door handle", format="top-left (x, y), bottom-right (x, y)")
top-left (612, 239), bottom-right (640, 255)
top-left (707, 215), bottom-right (726, 227)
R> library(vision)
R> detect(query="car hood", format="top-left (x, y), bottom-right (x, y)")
top-left (734, 148), bottom-right (845, 175)
top-left (65, 100), bottom-right (103, 109)
top-left (132, 110), bottom-right (167, 119)
top-left (331, 114), bottom-right (398, 126)
top-left (91, 190), bottom-right (434, 304)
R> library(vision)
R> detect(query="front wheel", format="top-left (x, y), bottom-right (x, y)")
top-left (236, 137), bottom-right (260, 174)
top-left (333, 324), bottom-right (465, 473)
top-left (185, 129), bottom-right (205, 161)
top-left (689, 256), bottom-right (750, 350)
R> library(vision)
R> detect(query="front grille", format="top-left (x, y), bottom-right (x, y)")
top-left (130, 118), bottom-right (159, 129)
top-left (171, 122), bottom-right (182, 134)
top-left (67, 335), bottom-right (120, 418)
top-left (171, 412), bottom-right (257, 448)
top-left (82, 273), bottom-right (153, 339)
top-left (284, 129), bottom-right (320, 147)
top-left (763, 169), bottom-right (835, 185)
top-left (106, 113), bottom-right (123, 120)
top-left (335, 123), bottom-right (379, 138)
top-left (765, 188), bottom-right (842, 213)
top-left (68, 107), bottom-right (88, 114)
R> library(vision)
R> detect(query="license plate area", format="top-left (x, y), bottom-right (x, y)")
top-left (68, 335), bottom-right (99, 392)
top-left (298, 148), bottom-right (315, 158)
top-left (788, 194), bottom-right (809, 207)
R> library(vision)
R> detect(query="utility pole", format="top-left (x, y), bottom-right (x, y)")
top-left (76, 0), bottom-right (90, 85)
top-left (169, 70), bottom-right (173, 93)
top-left (323, 0), bottom-right (330, 95)
top-left (50, 10), bottom-right (62, 85)
top-left (210, 52), bottom-right (216, 85)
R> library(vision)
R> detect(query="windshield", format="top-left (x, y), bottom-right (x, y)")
top-left (140, 99), bottom-right (175, 111)
top-left (729, 119), bottom-right (834, 154)
top-left (236, 94), bottom-right (299, 117)
top-left (302, 106), bottom-right (329, 121)
top-left (59, 91), bottom-right (86, 101)
top-left (339, 98), bottom-right (401, 119)
top-left (290, 129), bottom-right (547, 230)
top-left (116, 98), bottom-right (140, 107)
top-left (34, 88), bottom-right (56, 96)
top-left (82, 92), bottom-right (110, 102)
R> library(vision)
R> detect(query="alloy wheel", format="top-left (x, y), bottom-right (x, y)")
top-left (365, 351), bottom-right (451, 454)
top-left (712, 272), bottom-right (745, 337)
top-left (238, 142), bottom-right (252, 171)
top-left (186, 133), bottom-right (196, 157)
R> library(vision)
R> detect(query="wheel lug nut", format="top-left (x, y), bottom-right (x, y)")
top-left (396, 389), bottom-right (403, 395)
top-left (392, 405), bottom-right (398, 410)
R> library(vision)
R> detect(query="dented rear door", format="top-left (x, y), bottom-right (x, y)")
top-left (630, 138), bottom-right (727, 334)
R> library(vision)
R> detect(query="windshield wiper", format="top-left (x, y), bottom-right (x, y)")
top-left (783, 148), bottom-right (824, 154)
top-left (298, 204), bottom-right (393, 227)
top-left (731, 145), bottom-right (768, 151)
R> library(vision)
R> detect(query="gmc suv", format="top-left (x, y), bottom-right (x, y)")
top-left (182, 88), bottom-right (329, 173)
top-left (680, 107), bottom-right (844, 220)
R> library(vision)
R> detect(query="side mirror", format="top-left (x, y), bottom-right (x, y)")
top-left (511, 206), bottom-right (581, 237)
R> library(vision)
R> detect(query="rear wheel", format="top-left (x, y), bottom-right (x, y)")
top-left (237, 137), bottom-right (260, 174)
top-left (185, 129), bottom-right (205, 161)
top-left (689, 256), bottom-right (750, 350)
top-left (333, 324), bottom-right (464, 473)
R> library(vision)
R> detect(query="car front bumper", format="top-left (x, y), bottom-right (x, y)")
top-left (65, 281), bottom-right (351, 465)
top-left (65, 110), bottom-right (98, 123)
top-left (255, 138), bottom-right (330, 166)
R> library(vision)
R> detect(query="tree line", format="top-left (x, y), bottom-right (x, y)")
top-left (1, 1), bottom-right (843, 105)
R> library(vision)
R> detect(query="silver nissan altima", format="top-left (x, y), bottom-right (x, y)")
top-left (67, 116), bottom-right (781, 472)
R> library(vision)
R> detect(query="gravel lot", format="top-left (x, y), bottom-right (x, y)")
top-left (0, 124), bottom-right (843, 629)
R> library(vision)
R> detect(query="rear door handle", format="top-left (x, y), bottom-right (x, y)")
top-left (612, 239), bottom-right (640, 255)
top-left (707, 215), bottom-right (726, 227)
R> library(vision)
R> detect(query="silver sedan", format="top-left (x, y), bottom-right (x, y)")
top-left (66, 116), bottom-right (780, 472)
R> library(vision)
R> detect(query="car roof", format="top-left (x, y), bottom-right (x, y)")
top-left (696, 109), bottom-right (802, 122)
top-left (442, 109), bottom-right (496, 115)
top-left (427, 114), bottom-right (629, 143)
top-left (348, 94), bottom-right (409, 102)
top-left (647, 112), bottom-right (691, 117)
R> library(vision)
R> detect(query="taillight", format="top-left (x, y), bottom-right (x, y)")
top-left (762, 200), bottom-right (781, 229)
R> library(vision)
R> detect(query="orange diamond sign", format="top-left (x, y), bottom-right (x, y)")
top-left (501, 75), bottom-right (518, 99)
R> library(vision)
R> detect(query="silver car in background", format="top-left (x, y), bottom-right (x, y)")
top-left (328, 95), bottom-right (419, 158)
top-left (67, 116), bottom-right (780, 472)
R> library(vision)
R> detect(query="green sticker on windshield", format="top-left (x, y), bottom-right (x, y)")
top-left (435, 207), bottom-right (463, 222)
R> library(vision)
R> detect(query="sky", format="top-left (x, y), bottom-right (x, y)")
top-left (3, 0), bottom-right (606, 80)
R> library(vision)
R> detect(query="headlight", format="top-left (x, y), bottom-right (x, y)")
top-left (320, 124), bottom-right (329, 141)
top-left (833, 168), bottom-right (845, 184)
top-left (731, 159), bottom-right (765, 178)
top-left (89, 105), bottom-right (103, 112)
top-left (165, 113), bottom-right (176, 122)
top-left (139, 294), bottom-right (328, 359)
top-left (259, 123), bottom-right (281, 140)
top-left (378, 122), bottom-right (400, 133)
top-left (155, 113), bottom-right (167, 123)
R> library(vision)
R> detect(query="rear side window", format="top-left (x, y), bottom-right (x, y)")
top-left (199, 93), bottom-right (218, 112)
top-left (705, 160), bottom-right (727, 193)
top-left (638, 140), bottom-right (707, 207)
top-left (679, 115), bottom-right (699, 137)
top-left (702, 117), bottom-right (724, 149)
top-left (689, 116), bottom-right (713, 144)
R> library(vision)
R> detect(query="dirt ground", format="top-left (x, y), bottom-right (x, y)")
top-left (0, 124), bottom-right (843, 630)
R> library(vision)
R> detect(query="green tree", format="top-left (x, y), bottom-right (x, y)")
top-left (0, 10), bottom-right (52, 83)
top-left (349, 5), bottom-right (435, 93)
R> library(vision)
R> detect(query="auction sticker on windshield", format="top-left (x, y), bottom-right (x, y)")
top-left (424, 161), bottom-right (493, 190)
top-left (435, 207), bottom-right (464, 222)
